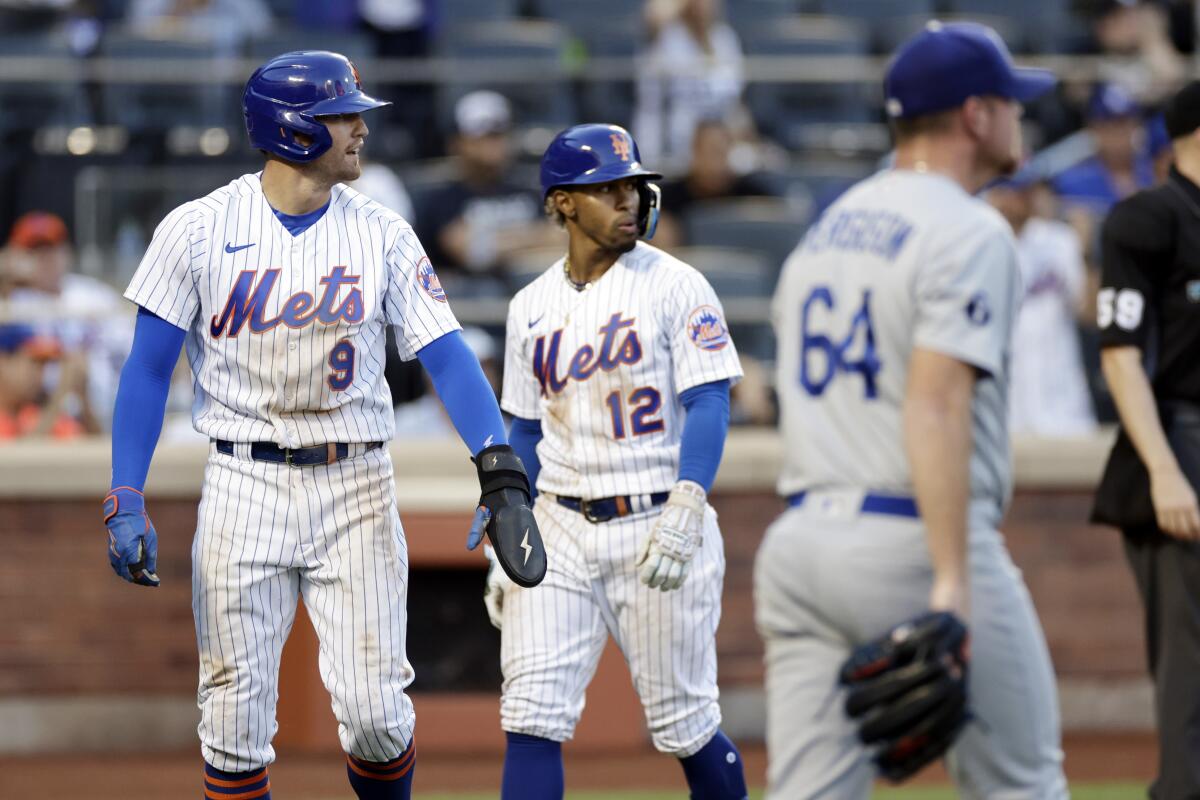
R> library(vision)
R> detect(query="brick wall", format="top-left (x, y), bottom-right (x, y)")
top-left (0, 489), bottom-right (1145, 698)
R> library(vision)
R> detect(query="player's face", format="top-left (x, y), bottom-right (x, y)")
top-left (979, 97), bottom-right (1023, 176)
top-left (311, 113), bottom-right (369, 183)
top-left (564, 178), bottom-right (641, 254)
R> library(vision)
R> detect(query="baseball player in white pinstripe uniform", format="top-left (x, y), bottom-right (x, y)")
top-left (755, 23), bottom-right (1068, 799)
top-left (483, 124), bottom-right (749, 800)
top-left (102, 52), bottom-right (543, 800)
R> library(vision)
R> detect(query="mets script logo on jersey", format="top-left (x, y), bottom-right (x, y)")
top-left (532, 312), bottom-right (642, 397)
top-left (416, 256), bottom-right (447, 303)
top-left (210, 266), bottom-right (364, 338)
top-left (687, 305), bottom-right (729, 351)
top-left (610, 133), bottom-right (631, 162)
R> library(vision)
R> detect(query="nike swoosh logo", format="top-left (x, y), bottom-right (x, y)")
top-left (520, 529), bottom-right (532, 565)
top-left (528, 316), bottom-right (544, 329)
top-left (225, 242), bottom-right (255, 254)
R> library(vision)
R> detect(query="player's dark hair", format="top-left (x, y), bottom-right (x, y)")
top-left (544, 193), bottom-right (567, 227)
top-left (890, 108), bottom-right (958, 143)
top-left (1164, 80), bottom-right (1200, 140)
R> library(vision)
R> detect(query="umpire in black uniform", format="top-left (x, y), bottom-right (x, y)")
top-left (1093, 80), bottom-right (1200, 800)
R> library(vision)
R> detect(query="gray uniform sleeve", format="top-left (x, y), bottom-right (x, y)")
top-left (912, 226), bottom-right (1018, 377)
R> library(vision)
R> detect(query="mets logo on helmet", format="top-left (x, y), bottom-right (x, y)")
top-left (416, 257), bottom-right (447, 303)
top-left (687, 305), bottom-right (730, 351)
top-left (610, 133), bottom-right (631, 162)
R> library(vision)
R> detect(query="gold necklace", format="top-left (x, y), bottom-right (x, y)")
top-left (563, 257), bottom-right (590, 292)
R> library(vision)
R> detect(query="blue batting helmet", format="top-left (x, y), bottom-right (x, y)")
top-left (540, 124), bottom-right (663, 238)
top-left (243, 51), bottom-right (391, 163)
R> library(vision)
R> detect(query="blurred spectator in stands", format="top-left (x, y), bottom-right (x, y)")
top-left (1055, 83), bottom-right (1155, 213)
top-left (2, 211), bottom-right (131, 431)
top-left (126, 0), bottom-right (271, 55)
top-left (1085, 0), bottom-right (1186, 105)
top-left (633, 0), bottom-right (745, 170)
top-left (989, 174), bottom-right (1097, 436)
top-left (1053, 83), bottom-right (1156, 269)
top-left (394, 326), bottom-right (499, 439)
top-left (292, 0), bottom-right (358, 33)
top-left (0, 324), bottom-right (91, 439)
top-left (359, 0), bottom-right (429, 57)
top-left (654, 118), bottom-right (777, 248)
top-left (417, 91), bottom-right (558, 287)
top-left (350, 158), bottom-right (417, 224)
top-left (357, 0), bottom-right (436, 157)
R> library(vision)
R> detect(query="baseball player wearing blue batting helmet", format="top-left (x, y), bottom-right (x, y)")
top-left (243, 50), bottom-right (391, 163)
top-left (540, 123), bottom-right (664, 239)
top-left (488, 122), bottom-right (748, 799)
top-left (105, 51), bottom-right (543, 800)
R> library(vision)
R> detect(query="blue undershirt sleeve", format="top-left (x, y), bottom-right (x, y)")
top-left (416, 331), bottom-right (508, 456)
top-left (508, 417), bottom-right (543, 498)
top-left (678, 379), bottom-right (731, 493)
top-left (110, 307), bottom-right (187, 492)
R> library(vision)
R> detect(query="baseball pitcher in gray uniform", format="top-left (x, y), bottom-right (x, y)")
top-left (755, 22), bottom-right (1069, 799)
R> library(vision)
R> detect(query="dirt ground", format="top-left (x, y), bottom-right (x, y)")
top-left (0, 733), bottom-right (1157, 799)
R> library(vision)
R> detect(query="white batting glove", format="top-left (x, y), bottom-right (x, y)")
top-left (483, 544), bottom-right (508, 630)
top-left (636, 480), bottom-right (706, 592)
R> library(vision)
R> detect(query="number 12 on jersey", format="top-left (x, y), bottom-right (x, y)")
top-left (800, 285), bottom-right (881, 398)
top-left (606, 387), bottom-right (664, 439)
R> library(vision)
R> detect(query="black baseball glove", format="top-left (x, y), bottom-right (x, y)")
top-left (838, 611), bottom-right (970, 783)
top-left (465, 444), bottom-right (546, 588)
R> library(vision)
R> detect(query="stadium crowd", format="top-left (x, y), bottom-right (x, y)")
top-left (0, 0), bottom-right (1195, 440)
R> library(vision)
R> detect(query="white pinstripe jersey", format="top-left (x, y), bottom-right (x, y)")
top-left (125, 173), bottom-right (460, 447)
top-left (502, 242), bottom-right (743, 499)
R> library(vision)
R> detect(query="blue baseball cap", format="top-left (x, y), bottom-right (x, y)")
top-left (884, 21), bottom-right (1057, 120)
top-left (1088, 83), bottom-right (1140, 122)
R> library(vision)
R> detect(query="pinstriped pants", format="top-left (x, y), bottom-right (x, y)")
top-left (499, 496), bottom-right (726, 757)
top-left (193, 443), bottom-right (415, 772)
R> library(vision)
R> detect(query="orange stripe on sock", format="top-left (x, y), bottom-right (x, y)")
top-left (203, 783), bottom-right (270, 800)
top-left (349, 744), bottom-right (416, 772)
top-left (347, 752), bottom-right (415, 781)
top-left (204, 769), bottom-right (267, 788)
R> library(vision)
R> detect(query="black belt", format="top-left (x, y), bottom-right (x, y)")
top-left (215, 439), bottom-right (383, 466)
top-left (556, 491), bottom-right (670, 523)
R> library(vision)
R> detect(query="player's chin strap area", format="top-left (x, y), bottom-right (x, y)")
top-left (638, 182), bottom-right (661, 239)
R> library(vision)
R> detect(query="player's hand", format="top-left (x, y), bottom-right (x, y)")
top-left (102, 487), bottom-right (160, 587)
top-left (1150, 466), bottom-right (1200, 540)
top-left (637, 480), bottom-right (705, 592)
top-left (482, 544), bottom-right (507, 630)
top-left (470, 444), bottom-right (547, 588)
top-left (928, 575), bottom-right (970, 622)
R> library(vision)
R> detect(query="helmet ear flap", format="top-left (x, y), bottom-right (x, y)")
top-left (637, 181), bottom-right (661, 239)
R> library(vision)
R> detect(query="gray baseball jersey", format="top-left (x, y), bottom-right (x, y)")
top-left (127, 173), bottom-right (459, 771)
top-left (757, 169), bottom-right (1067, 799)
top-left (771, 170), bottom-right (1019, 529)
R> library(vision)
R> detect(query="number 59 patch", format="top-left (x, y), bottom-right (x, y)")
top-left (1097, 287), bottom-right (1144, 331)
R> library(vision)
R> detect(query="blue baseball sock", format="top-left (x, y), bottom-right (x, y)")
top-left (346, 741), bottom-right (416, 799)
top-left (203, 763), bottom-right (270, 799)
top-left (501, 732), bottom-right (564, 800)
top-left (678, 730), bottom-right (749, 800)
